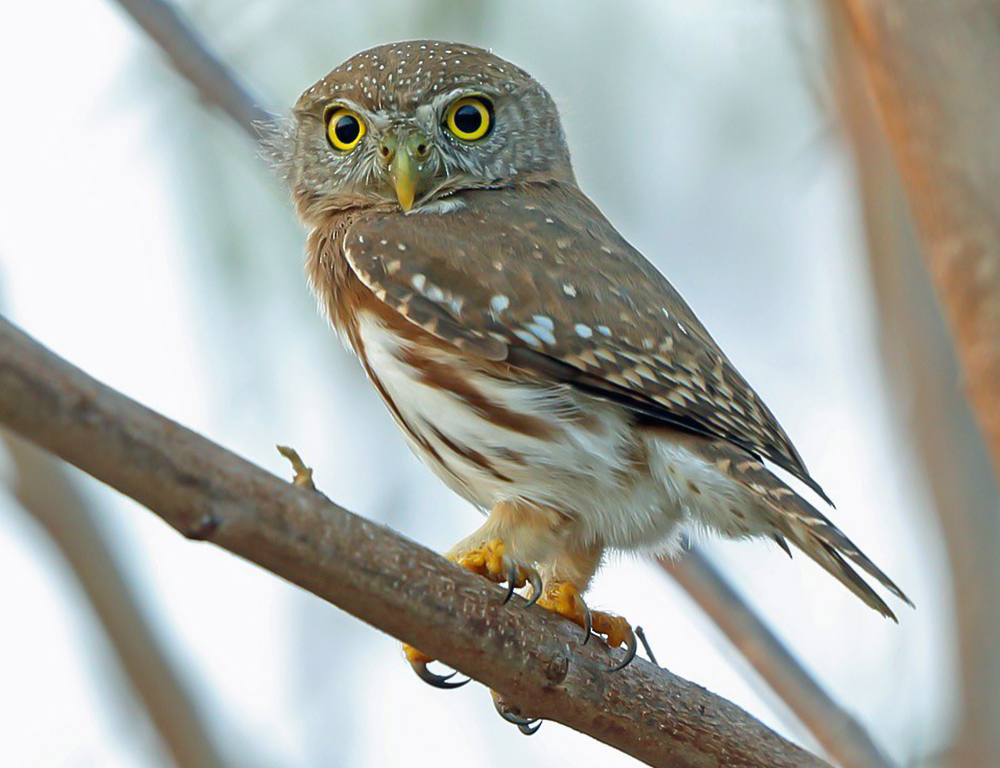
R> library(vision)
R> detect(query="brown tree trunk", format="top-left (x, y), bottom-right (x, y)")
top-left (834, 3), bottom-right (1000, 765)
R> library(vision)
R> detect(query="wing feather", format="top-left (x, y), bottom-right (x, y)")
top-left (344, 184), bottom-right (829, 502)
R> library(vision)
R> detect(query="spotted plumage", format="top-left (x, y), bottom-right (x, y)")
top-left (279, 40), bottom-right (910, 640)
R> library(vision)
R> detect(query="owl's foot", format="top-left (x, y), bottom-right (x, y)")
top-left (537, 580), bottom-right (638, 671)
top-left (404, 539), bottom-right (542, 690)
top-left (448, 539), bottom-right (543, 606)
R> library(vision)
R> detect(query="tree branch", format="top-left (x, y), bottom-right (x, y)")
top-left (111, 0), bottom-right (273, 133)
top-left (0, 315), bottom-right (829, 767)
top-left (834, 3), bottom-right (1000, 767)
top-left (660, 552), bottom-right (896, 768)
top-left (2, 431), bottom-right (232, 768)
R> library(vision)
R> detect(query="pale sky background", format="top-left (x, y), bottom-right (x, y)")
top-left (0, 1), bottom-right (952, 766)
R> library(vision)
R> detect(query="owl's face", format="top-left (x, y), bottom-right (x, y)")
top-left (283, 41), bottom-right (575, 222)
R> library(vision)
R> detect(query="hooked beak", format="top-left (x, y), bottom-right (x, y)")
top-left (382, 132), bottom-right (434, 213)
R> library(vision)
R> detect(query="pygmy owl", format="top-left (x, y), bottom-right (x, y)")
top-left (277, 40), bottom-right (910, 692)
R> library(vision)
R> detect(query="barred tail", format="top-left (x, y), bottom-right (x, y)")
top-left (774, 499), bottom-right (913, 622)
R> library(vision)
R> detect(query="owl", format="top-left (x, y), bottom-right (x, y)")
top-left (278, 40), bottom-right (910, 696)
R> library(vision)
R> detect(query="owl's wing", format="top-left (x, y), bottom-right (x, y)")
top-left (344, 184), bottom-right (830, 503)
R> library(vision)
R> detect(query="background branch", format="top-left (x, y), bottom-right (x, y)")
top-left (659, 552), bottom-right (896, 768)
top-left (1, 431), bottom-right (232, 768)
top-left (112, 0), bottom-right (273, 133)
top-left (0, 314), bottom-right (830, 768)
top-left (834, 3), bottom-right (1000, 766)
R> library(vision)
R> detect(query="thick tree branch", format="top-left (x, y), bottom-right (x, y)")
top-left (660, 552), bottom-right (895, 768)
top-left (0, 315), bottom-right (829, 767)
top-left (2, 432), bottom-right (232, 768)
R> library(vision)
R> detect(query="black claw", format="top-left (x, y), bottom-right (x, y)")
top-left (518, 721), bottom-right (542, 736)
top-left (524, 569), bottom-right (543, 608)
top-left (608, 625), bottom-right (638, 673)
top-left (502, 560), bottom-right (518, 605)
top-left (492, 693), bottom-right (541, 733)
top-left (409, 659), bottom-right (470, 689)
top-left (581, 604), bottom-right (593, 645)
top-left (496, 708), bottom-right (536, 727)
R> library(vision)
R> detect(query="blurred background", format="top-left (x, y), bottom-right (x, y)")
top-left (1, 1), bottom-right (995, 766)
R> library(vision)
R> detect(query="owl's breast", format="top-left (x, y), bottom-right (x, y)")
top-left (351, 309), bottom-right (674, 540)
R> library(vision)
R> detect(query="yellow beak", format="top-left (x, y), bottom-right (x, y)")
top-left (385, 132), bottom-right (433, 213)
top-left (391, 149), bottom-right (417, 213)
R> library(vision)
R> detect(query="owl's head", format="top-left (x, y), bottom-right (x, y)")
top-left (278, 41), bottom-right (574, 222)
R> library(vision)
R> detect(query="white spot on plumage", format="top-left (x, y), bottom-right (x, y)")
top-left (562, 283), bottom-right (577, 297)
top-left (490, 294), bottom-right (510, 314)
top-left (597, 325), bottom-right (612, 337)
top-left (526, 319), bottom-right (556, 345)
top-left (514, 329), bottom-right (543, 347)
top-left (412, 274), bottom-right (426, 291)
top-left (574, 323), bottom-right (593, 338)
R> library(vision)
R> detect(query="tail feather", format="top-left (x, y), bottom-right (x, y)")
top-left (772, 498), bottom-right (912, 621)
top-left (782, 522), bottom-right (898, 621)
top-left (702, 439), bottom-right (913, 618)
top-left (803, 512), bottom-right (914, 608)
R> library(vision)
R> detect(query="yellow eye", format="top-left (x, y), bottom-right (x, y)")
top-left (445, 96), bottom-right (492, 141)
top-left (325, 106), bottom-right (366, 151)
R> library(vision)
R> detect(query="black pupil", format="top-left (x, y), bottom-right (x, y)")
top-left (454, 103), bottom-right (483, 134)
top-left (334, 114), bottom-right (360, 145)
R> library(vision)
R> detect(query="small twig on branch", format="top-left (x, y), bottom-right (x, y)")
top-left (660, 551), bottom-right (897, 768)
top-left (0, 315), bottom-right (830, 767)
top-left (2, 431), bottom-right (233, 768)
top-left (111, 0), bottom-right (273, 134)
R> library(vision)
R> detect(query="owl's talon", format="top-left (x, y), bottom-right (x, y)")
top-left (518, 721), bottom-right (542, 736)
top-left (581, 603), bottom-right (593, 645)
top-left (502, 559), bottom-right (519, 604)
top-left (524, 568), bottom-right (543, 608)
top-left (492, 690), bottom-right (542, 734)
top-left (404, 645), bottom-right (470, 690)
top-left (608, 624), bottom-right (638, 672)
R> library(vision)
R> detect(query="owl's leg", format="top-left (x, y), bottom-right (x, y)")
top-left (404, 501), bottom-right (552, 688)
top-left (537, 544), bottom-right (637, 671)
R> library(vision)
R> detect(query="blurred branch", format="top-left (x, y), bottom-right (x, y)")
top-left (1, 431), bottom-right (231, 768)
top-left (110, 0), bottom-right (273, 133)
top-left (831, 3), bottom-right (1000, 767)
top-left (660, 551), bottom-right (896, 768)
top-left (0, 314), bottom-right (830, 768)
